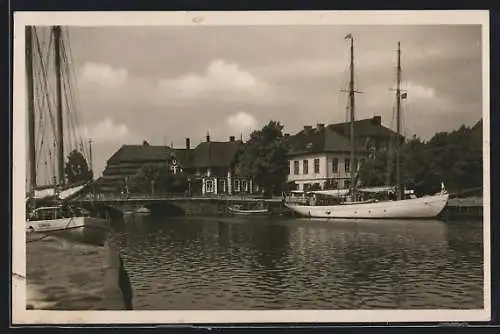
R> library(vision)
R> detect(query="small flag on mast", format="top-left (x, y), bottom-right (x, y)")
top-left (401, 92), bottom-right (408, 99)
top-left (345, 33), bottom-right (353, 40)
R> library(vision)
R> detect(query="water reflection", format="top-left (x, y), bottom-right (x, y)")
top-left (116, 216), bottom-right (483, 310)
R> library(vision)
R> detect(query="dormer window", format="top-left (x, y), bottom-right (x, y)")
top-left (306, 142), bottom-right (313, 150)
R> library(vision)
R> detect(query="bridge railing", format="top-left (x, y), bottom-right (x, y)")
top-left (80, 192), bottom-right (188, 201)
top-left (78, 192), bottom-right (281, 202)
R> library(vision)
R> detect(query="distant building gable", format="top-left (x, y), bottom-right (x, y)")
top-left (187, 140), bottom-right (243, 169)
top-left (287, 116), bottom-right (399, 157)
top-left (107, 144), bottom-right (175, 165)
top-left (287, 125), bottom-right (367, 157)
top-left (471, 118), bottom-right (482, 150)
top-left (327, 116), bottom-right (401, 140)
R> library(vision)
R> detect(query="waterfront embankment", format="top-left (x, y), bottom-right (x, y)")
top-left (443, 196), bottom-right (483, 220)
top-left (78, 194), bottom-right (483, 220)
top-left (25, 233), bottom-right (132, 310)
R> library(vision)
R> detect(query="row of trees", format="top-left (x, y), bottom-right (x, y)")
top-left (127, 165), bottom-right (189, 194)
top-left (62, 121), bottom-right (482, 198)
top-left (358, 125), bottom-right (482, 196)
top-left (234, 121), bottom-right (482, 197)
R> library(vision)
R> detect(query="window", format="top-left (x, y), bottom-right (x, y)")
top-left (353, 158), bottom-right (358, 172)
top-left (303, 183), bottom-right (311, 191)
top-left (359, 158), bottom-right (366, 170)
top-left (345, 158), bottom-right (351, 173)
top-left (368, 145), bottom-right (376, 159)
top-left (294, 161), bottom-right (299, 175)
top-left (288, 162), bottom-right (290, 175)
top-left (206, 180), bottom-right (214, 193)
top-left (344, 180), bottom-right (351, 189)
top-left (303, 160), bottom-right (309, 175)
top-left (234, 180), bottom-right (241, 192)
top-left (332, 158), bottom-right (338, 173)
top-left (242, 180), bottom-right (248, 192)
top-left (314, 158), bottom-right (320, 174)
top-left (220, 179), bottom-right (226, 193)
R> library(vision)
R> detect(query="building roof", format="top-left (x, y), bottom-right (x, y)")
top-left (286, 127), bottom-right (367, 157)
top-left (286, 116), bottom-right (399, 157)
top-left (106, 140), bottom-right (243, 169)
top-left (107, 144), bottom-right (175, 165)
top-left (187, 140), bottom-right (243, 168)
top-left (327, 116), bottom-right (399, 139)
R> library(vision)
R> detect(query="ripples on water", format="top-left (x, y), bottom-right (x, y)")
top-left (112, 216), bottom-right (484, 310)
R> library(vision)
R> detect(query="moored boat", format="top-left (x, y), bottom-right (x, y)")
top-left (285, 191), bottom-right (449, 219)
top-left (285, 35), bottom-right (449, 219)
top-left (135, 206), bottom-right (151, 215)
top-left (228, 205), bottom-right (270, 216)
top-left (27, 205), bottom-right (109, 246)
top-left (24, 26), bottom-right (108, 244)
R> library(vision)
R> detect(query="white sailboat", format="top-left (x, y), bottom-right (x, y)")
top-left (285, 35), bottom-right (449, 219)
top-left (25, 26), bottom-right (108, 243)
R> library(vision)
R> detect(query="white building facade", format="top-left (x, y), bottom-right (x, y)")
top-left (285, 116), bottom-right (397, 191)
top-left (287, 153), bottom-right (366, 191)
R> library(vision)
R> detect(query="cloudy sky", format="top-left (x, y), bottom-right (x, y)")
top-left (35, 24), bottom-right (483, 178)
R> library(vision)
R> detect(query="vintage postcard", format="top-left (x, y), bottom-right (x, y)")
top-left (12, 10), bottom-right (490, 324)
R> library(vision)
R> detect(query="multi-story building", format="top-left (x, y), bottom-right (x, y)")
top-left (286, 116), bottom-right (400, 191)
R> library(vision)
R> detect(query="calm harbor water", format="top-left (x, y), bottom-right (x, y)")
top-left (110, 215), bottom-right (483, 310)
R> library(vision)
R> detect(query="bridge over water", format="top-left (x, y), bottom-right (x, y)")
top-left (73, 193), bottom-right (283, 216)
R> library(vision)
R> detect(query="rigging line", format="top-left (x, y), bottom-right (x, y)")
top-left (62, 30), bottom-right (86, 148)
top-left (62, 56), bottom-right (84, 161)
top-left (42, 29), bottom-right (53, 80)
top-left (60, 36), bottom-right (89, 160)
top-left (34, 81), bottom-right (47, 169)
top-left (33, 52), bottom-right (51, 171)
top-left (60, 53), bottom-right (77, 154)
top-left (63, 43), bottom-right (85, 155)
top-left (34, 30), bottom-right (58, 147)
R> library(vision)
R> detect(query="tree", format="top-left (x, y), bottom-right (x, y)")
top-left (357, 125), bottom-right (483, 196)
top-left (64, 149), bottom-right (93, 184)
top-left (129, 164), bottom-right (188, 194)
top-left (234, 121), bottom-right (289, 196)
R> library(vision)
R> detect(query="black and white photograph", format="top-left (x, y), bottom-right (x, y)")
top-left (12, 10), bottom-right (490, 324)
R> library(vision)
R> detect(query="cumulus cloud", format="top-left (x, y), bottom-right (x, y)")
top-left (79, 62), bottom-right (128, 88)
top-left (405, 81), bottom-right (436, 99)
top-left (158, 59), bottom-right (268, 99)
top-left (81, 117), bottom-right (138, 144)
top-left (225, 111), bottom-right (258, 135)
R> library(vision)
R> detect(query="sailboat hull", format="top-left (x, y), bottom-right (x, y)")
top-left (26, 216), bottom-right (109, 246)
top-left (285, 193), bottom-right (449, 219)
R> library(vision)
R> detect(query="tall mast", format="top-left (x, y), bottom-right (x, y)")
top-left (53, 26), bottom-right (65, 186)
top-left (89, 138), bottom-right (94, 180)
top-left (26, 26), bottom-right (37, 192)
top-left (396, 42), bottom-right (402, 200)
top-left (346, 34), bottom-right (356, 195)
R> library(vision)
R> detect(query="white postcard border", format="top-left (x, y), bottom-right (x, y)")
top-left (11, 10), bottom-right (491, 325)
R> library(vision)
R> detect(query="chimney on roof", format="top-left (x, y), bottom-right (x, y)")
top-left (284, 133), bottom-right (290, 137)
top-left (304, 125), bottom-right (313, 133)
top-left (317, 123), bottom-right (325, 131)
top-left (372, 115), bottom-right (382, 125)
top-left (229, 136), bottom-right (235, 142)
top-left (185, 137), bottom-right (190, 150)
top-left (206, 133), bottom-right (210, 142)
